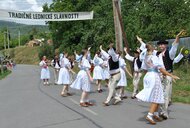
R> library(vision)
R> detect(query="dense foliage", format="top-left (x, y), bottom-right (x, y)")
top-left (38, 45), bottom-right (54, 60)
top-left (43, 0), bottom-right (190, 54)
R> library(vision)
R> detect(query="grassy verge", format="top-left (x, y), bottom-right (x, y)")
top-left (172, 63), bottom-right (190, 104)
top-left (0, 70), bottom-right (11, 80)
top-left (125, 62), bottom-right (190, 104)
top-left (3, 46), bottom-right (40, 65)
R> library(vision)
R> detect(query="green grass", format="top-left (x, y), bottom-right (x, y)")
top-left (125, 62), bottom-right (190, 104)
top-left (0, 70), bottom-right (11, 80)
top-left (172, 63), bottom-right (190, 103)
top-left (3, 46), bottom-right (40, 65)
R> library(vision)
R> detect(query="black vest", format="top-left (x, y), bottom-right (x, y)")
top-left (108, 57), bottom-right (119, 70)
top-left (163, 50), bottom-right (173, 72)
top-left (53, 59), bottom-right (60, 67)
top-left (70, 61), bottom-right (74, 69)
top-left (133, 57), bottom-right (142, 69)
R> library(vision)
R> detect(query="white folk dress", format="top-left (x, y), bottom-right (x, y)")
top-left (100, 50), bottom-right (110, 80)
top-left (39, 60), bottom-right (50, 79)
top-left (102, 60), bottom-right (110, 80)
top-left (93, 55), bottom-right (104, 80)
top-left (70, 57), bottom-right (91, 92)
top-left (136, 55), bottom-right (164, 104)
top-left (117, 57), bottom-right (127, 87)
top-left (57, 57), bottom-right (71, 85)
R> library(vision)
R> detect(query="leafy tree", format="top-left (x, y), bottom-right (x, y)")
top-left (43, 0), bottom-right (114, 54)
top-left (43, 0), bottom-right (190, 53)
top-left (38, 45), bottom-right (54, 60)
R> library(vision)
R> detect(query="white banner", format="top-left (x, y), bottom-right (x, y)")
top-left (0, 9), bottom-right (93, 21)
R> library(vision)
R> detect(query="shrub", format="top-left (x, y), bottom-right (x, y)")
top-left (38, 45), bottom-right (54, 60)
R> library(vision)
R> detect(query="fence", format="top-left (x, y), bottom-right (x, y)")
top-left (153, 37), bottom-right (190, 50)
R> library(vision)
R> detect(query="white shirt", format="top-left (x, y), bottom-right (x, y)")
top-left (125, 53), bottom-right (141, 72)
top-left (173, 52), bottom-right (184, 64)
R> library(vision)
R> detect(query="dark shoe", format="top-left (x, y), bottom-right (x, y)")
top-left (66, 93), bottom-right (73, 96)
top-left (168, 101), bottom-right (172, 106)
top-left (146, 116), bottom-right (156, 125)
top-left (115, 86), bottom-right (120, 90)
top-left (121, 96), bottom-right (128, 99)
top-left (153, 115), bottom-right (162, 122)
top-left (80, 103), bottom-right (88, 107)
top-left (103, 102), bottom-right (109, 106)
top-left (85, 102), bottom-right (94, 106)
top-left (160, 113), bottom-right (168, 120)
top-left (131, 96), bottom-right (136, 99)
top-left (98, 89), bottom-right (103, 93)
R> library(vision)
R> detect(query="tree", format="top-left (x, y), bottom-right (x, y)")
top-left (43, 0), bottom-right (190, 53)
top-left (43, 0), bottom-right (114, 54)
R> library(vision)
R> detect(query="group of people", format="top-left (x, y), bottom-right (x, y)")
top-left (39, 30), bottom-right (185, 125)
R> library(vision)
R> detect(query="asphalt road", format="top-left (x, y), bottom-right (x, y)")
top-left (0, 65), bottom-right (189, 128)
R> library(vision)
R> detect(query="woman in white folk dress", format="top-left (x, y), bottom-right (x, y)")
top-left (117, 51), bottom-right (133, 99)
top-left (58, 52), bottom-right (75, 97)
top-left (70, 49), bottom-right (94, 107)
top-left (39, 56), bottom-right (50, 85)
top-left (101, 50), bottom-right (110, 87)
top-left (136, 44), bottom-right (179, 125)
top-left (93, 51), bottom-right (104, 93)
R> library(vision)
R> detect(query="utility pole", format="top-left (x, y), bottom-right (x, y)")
top-left (7, 27), bottom-right (10, 50)
top-left (4, 31), bottom-right (6, 50)
top-left (114, 0), bottom-right (130, 53)
top-left (18, 30), bottom-right (21, 47)
top-left (7, 27), bottom-right (10, 58)
top-left (112, 0), bottom-right (123, 51)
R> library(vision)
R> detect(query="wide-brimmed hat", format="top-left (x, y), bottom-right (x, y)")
top-left (157, 40), bottom-right (169, 45)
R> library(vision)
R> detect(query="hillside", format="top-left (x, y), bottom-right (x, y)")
top-left (0, 20), bottom-right (49, 39)
top-left (5, 46), bottom-right (40, 65)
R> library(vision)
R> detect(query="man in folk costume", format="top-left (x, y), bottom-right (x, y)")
top-left (124, 47), bottom-right (142, 99)
top-left (100, 43), bottom-right (121, 106)
top-left (156, 30), bottom-right (185, 119)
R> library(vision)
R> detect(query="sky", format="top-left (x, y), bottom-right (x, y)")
top-left (0, 0), bottom-right (52, 25)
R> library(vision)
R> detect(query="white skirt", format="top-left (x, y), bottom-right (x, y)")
top-left (93, 65), bottom-right (104, 80)
top-left (41, 68), bottom-right (50, 79)
top-left (57, 67), bottom-right (71, 85)
top-left (117, 68), bottom-right (127, 87)
top-left (70, 70), bottom-right (91, 92)
top-left (136, 72), bottom-right (164, 104)
top-left (102, 68), bottom-right (110, 80)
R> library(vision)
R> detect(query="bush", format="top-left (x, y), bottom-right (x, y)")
top-left (9, 49), bottom-right (15, 58)
top-left (0, 65), bottom-right (7, 74)
top-left (38, 45), bottom-right (54, 60)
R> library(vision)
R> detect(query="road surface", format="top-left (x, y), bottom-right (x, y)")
top-left (0, 65), bottom-right (189, 128)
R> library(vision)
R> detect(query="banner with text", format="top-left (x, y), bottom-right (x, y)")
top-left (0, 9), bottom-right (93, 21)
